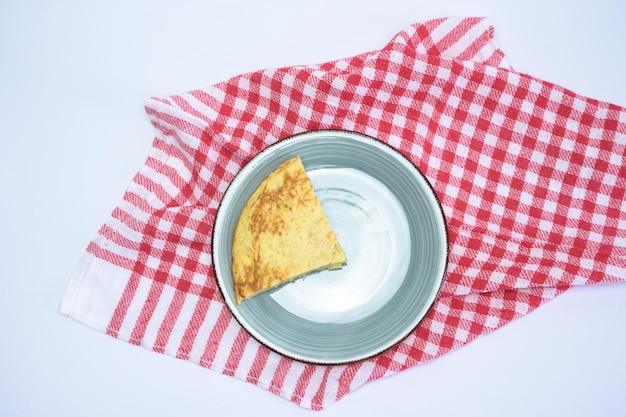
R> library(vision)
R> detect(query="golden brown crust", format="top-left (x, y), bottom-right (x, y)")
top-left (232, 156), bottom-right (346, 304)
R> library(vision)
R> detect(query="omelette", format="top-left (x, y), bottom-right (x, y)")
top-left (232, 155), bottom-right (346, 304)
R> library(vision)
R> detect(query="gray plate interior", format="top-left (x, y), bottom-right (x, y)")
top-left (212, 130), bottom-right (448, 364)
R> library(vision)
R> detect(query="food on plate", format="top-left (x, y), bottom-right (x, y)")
top-left (232, 155), bottom-right (346, 304)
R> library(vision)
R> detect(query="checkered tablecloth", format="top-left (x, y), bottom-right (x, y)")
top-left (60, 17), bottom-right (626, 410)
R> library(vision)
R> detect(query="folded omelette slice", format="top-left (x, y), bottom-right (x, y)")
top-left (232, 155), bottom-right (346, 304)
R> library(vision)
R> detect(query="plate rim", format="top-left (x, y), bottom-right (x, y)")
top-left (212, 129), bottom-right (449, 365)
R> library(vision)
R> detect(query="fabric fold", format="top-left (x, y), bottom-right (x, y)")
top-left (61, 17), bottom-right (626, 410)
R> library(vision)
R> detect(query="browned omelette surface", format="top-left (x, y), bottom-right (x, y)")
top-left (232, 155), bottom-right (346, 304)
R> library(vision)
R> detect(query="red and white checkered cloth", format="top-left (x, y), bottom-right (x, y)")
top-left (60, 17), bottom-right (626, 410)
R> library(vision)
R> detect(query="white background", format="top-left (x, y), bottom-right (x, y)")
top-left (2, 1), bottom-right (625, 416)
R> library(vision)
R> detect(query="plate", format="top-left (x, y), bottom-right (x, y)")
top-left (213, 130), bottom-right (448, 364)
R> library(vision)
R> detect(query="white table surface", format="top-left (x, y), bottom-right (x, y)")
top-left (2, 1), bottom-right (625, 416)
